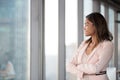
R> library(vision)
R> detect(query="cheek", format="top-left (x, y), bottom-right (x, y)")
top-left (84, 26), bottom-right (89, 31)
top-left (90, 28), bottom-right (95, 32)
top-left (90, 27), bottom-right (96, 34)
top-left (85, 27), bottom-right (96, 34)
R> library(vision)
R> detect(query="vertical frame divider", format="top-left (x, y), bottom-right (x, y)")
top-left (58, 0), bottom-right (65, 80)
top-left (78, 0), bottom-right (84, 45)
top-left (31, 0), bottom-right (44, 80)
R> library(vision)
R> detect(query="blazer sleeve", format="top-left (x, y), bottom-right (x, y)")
top-left (77, 41), bottom-right (113, 74)
top-left (66, 41), bottom-right (85, 75)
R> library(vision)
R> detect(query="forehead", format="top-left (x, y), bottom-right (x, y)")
top-left (85, 18), bottom-right (92, 24)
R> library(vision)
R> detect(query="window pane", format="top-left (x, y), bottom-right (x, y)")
top-left (84, 0), bottom-right (93, 40)
top-left (45, 0), bottom-right (58, 80)
top-left (100, 3), bottom-right (105, 16)
top-left (118, 13), bottom-right (120, 69)
top-left (65, 0), bottom-right (78, 80)
top-left (108, 8), bottom-right (114, 67)
top-left (108, 8), bottom-right (114, 39)
top-left (84, 0), bottom-right (93, 17)
top-left (0, 0), bottom-right (30, 80)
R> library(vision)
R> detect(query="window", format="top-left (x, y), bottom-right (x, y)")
top-left (108, 7), bottom-right (115, 67)
top-left (108, 8), bottom-right (114, 40)
top-left (83, 0), bottom-right (93, 40)
top-left (45, 0), bottom-right (58, 80)
top-left (100, 3), bottom-right (105, 16)
top-left (0, 0), bottom-right (30, 80)
top-left (65, 0), bottom-right (78, 80)
top-left (118, 13), bottom-right (120, 69)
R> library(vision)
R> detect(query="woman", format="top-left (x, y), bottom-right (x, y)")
top-left (66, 12), bottom-right (113, 80)
top-left (0, 53), bottom-right (15, 80)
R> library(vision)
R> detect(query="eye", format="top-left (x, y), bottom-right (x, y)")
top-left (85, 23), bottom-right (88, 26)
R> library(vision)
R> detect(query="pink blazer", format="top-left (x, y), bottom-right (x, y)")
top-left (66, 40), bottom-right (113, 80)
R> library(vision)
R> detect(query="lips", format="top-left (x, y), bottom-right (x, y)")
top-left (84, 30), bottom-right (87, 33)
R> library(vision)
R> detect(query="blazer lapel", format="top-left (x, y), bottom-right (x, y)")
top-left (78, 43), bottom-right (88, 63)
top-left (87, 43), bottom-right (101, 62)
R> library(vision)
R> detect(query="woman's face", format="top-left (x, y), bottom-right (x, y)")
top-left (84, 18), bottom-right (96, 36)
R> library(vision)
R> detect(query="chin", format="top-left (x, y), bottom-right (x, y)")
top-left (85, 34), bottom-right (90, 36)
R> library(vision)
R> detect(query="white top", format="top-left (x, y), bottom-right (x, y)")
top-left (7, 61), bottom-right (15, 76)
top-left (81, 53), bottom-right (89, 80)
top-left (0, 61), bottom-right (15, 79)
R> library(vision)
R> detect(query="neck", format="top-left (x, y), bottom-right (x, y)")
top-left (91, 34), bottom-right (98, 46)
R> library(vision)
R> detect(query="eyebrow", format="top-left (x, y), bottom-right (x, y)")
top-left (85, 22), bottom-right (89, 24)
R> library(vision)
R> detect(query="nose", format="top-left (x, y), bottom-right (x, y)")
top-left (83, 26), bottom-right (86, 30)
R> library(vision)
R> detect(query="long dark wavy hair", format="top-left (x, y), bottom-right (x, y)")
top-left (85, 12), bottom-right (113, 43)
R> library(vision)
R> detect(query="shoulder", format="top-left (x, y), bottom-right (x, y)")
top-left (100, 40), bottom-right (113, 49)
top-left (101, 40), bottom-right (113, 46)
top-left (78, 40), bottom-right (86, 47)
top-left (77, 40), bottom-right (87, 51)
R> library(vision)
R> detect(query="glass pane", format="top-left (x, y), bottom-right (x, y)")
top-left (118, 13), bottom-right (120, 69)
top-left (100, 3), bottom-right (105, 16)
top-left (65, 0), bottom-right (78, 80)
top-left (108, 8), bottom-right (114, 67)
top-left (84, 0), bottom-right (93, 40)
top-left (45, 0), bottom-right (58, 80)
top-left (0, 0), bottom-right (30, 80)
top-left (108, 8), bottom-right (114, 40)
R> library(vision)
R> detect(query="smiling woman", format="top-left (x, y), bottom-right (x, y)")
top-left (66, 12), bottom-right (114, 80)
top-left (84, 19), bottom-right (96, 37)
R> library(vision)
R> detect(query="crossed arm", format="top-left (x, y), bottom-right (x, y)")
top-left (66, 41), bottom-right (113, 75)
